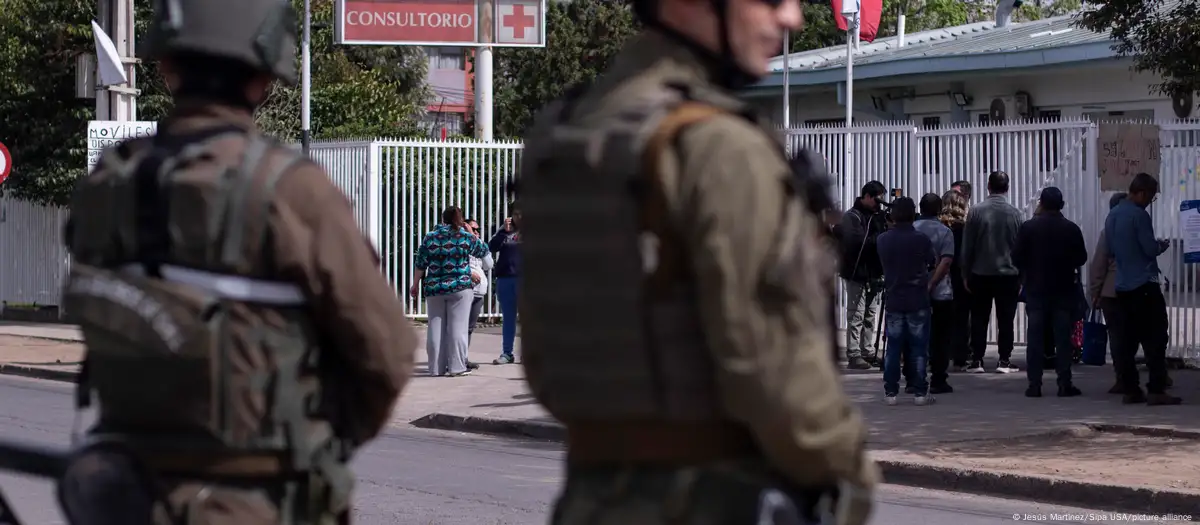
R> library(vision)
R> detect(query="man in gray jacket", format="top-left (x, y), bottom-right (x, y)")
top-left (961, 171), bottom-right (1024, 374)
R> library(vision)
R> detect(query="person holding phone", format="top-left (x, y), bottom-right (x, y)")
top-left (489, 202), bottom-right (523, 365)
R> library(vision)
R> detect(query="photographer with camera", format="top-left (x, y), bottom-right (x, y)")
top-left (835, 181), bottom-right (890, 370)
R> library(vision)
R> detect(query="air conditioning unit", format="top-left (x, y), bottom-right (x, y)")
top-left (987, 92), bottom-right (1034, 122)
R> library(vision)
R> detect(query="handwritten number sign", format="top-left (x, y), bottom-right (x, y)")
top-left (1098, 123), bottom-right (1161, 191)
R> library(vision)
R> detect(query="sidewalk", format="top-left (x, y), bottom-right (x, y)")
top-left (2, 321), bottom-right (1199, 515)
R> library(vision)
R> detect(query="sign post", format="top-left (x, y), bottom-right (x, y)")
top-left (334, 0), bottom-right (547, 141)
top-left (0, 142), bottom-right (11, 186)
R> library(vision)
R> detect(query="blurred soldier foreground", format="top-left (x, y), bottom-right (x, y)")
top-left (516, 0), bottom-right (878, 521)
top-left (59, 0), bottom-right (417, 523)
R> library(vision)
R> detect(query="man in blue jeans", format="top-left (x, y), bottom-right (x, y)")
top-left (489, 203), bottom-right (523, 364)
top-left (876, 197), bottom-right (937, 406)
top-left (1013, 187), bottom-right (1087, 398)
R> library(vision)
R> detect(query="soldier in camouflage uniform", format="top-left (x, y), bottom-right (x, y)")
top-left (516, 0), bottom-right (878, 522)
top-left (57, 0), bottom-right (417, 523)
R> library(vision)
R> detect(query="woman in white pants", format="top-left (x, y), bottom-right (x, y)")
top-left (410, 206), bottom-right (490, 377)
top-left (465, 218), bottom-right (494, 370)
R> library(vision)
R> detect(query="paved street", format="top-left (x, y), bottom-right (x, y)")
top-left (0, 375), bottom-right (1191, 524)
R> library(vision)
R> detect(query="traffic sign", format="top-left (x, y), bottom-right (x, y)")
top-left (0, 142), bottom-right (10, 186)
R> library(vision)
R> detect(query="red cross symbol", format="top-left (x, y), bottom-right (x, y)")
top-left (503, 4), bottom-right (536, 40)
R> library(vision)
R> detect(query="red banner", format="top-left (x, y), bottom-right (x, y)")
top-left (830, 0), bottom-right (884, 43)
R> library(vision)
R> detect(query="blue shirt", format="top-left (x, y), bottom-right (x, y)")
top-left (913, 217), bottom-right (955, 301)
top-left (488, 228), bottom-right (522, 278)
top-left (877, 223), bottom-right (937, 313)
top-left (415, 224), bottom-right (490, 297)
top-left (1104, 200), bottom-right (1163, 292)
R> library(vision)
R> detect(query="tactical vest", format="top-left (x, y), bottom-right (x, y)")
top-left (519, 83), bottom-right (798, 421)
top-left (62, 126), bottom-right (351, 509)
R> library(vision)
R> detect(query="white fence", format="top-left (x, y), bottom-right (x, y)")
top-left (5, 119), bottom-right (1200, 357)
top-left (0, 195), bottom-right (69, 307)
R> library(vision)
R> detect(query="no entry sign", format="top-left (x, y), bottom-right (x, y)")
top-left (0, 142), bottom-right (10, 186)
top-left (335, 0), bottom-right (546, 47)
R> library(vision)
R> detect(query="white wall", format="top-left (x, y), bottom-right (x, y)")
top-left (751, 61), bottom-right (1179, 126)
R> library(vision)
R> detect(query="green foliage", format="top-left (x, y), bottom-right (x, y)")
top-left (1076, 0), bottom-right (1197, 98)
top-left (258, 0), bottom-right (430, 141)
top-left (0, 0), bottom-right (96, 206)
top-left (0, 0), bottom-right (430, 206)
top-left (485, 0), bottom-right (640, 138)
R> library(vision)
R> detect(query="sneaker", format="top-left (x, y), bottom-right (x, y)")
top-left (966, 360), bottom-right (985, 374)
top-left (492, 354), bottom-right (515, 365)
top-left (466, 361), bottom-right (480, 370)
top-left (847, 357), bottom-right (872, 370)
top-left (885, 395), bottom-right (898, 406)
top-left (446, 369), bottom-right (473, 377)
top-left (914, 395), bottom-right (935, 406)
top-left (1025, 385), bottom-right (1042, 398)
top-left (995, 360), bottom-right (1019, 374)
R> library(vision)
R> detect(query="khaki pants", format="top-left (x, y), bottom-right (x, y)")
top-left (842, 280), bottom-right (881, 360)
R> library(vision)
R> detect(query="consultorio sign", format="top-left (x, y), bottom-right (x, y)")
top-left (335, 0), bottom-right (546, 47)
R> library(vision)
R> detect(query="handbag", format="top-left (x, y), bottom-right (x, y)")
top-left (1081, 309), bottom-right (1108, 366)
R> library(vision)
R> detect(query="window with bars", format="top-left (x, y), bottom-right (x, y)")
top-left (921, 116), bottom-right (942, 174)
top-left (1039, 110), bottom-right (1061, 172)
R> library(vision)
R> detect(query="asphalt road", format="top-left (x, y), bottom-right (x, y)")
top-left (0, 375), bottom-right (1188, 525)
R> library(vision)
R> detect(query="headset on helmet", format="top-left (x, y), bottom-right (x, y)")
top-left (141, 0), bottom-right (299, 86)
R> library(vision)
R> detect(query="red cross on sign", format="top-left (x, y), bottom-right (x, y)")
top-left (496, 0), bottom-right (539, 45)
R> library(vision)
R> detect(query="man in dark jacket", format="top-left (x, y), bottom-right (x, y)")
top-left (1013, 187), bottom-right (1088, 398)
top-left (835, 181), bottom-right (889, 369)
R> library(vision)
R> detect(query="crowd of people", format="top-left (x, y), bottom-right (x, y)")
top-left (836, 171), bottom-right (1183, 406)
top-left (411, 204), bottom-right (523, 376)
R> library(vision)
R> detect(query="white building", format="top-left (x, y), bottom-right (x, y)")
top-left (744, 12), bottom-right (1196, 127)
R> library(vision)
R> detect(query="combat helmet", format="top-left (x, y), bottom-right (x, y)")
top-left (141, 0), bottom-right (299, 85)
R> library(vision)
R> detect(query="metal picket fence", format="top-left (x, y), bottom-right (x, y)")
top-left (6, 120), bottom-right (1200, 359)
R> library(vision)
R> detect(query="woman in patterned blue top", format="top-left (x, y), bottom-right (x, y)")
top-left (410, 206), bottom-right (490, 377)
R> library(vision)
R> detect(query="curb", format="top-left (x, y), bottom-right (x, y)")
top-left (410, 412), bottom-right (1200, 516)
top-left (0, 364), bottom-right (80, 383)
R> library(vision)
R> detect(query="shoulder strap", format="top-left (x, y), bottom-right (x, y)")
top-left (639, 102), bottom-right (728, 297)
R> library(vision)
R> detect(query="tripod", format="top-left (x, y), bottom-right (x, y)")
top-left (870, 291), bottom-right (887, 370)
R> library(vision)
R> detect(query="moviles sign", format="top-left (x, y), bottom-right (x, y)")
top-left (335, 0), bottom-right (545, 47)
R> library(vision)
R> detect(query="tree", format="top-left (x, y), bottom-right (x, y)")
top-left (486, 0), bottom-right (640, 138)
top-left (258, 0), bottom-right (431, 141)
top-left (1076, 0), bottom-right (1197, 98)
top-left (0, 0), bottom-right (430, 206)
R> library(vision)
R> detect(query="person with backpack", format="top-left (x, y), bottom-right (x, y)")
top-left (57, 0), bottom-right (418, 522)
top-left (515, 0), bottom-right (877, 521)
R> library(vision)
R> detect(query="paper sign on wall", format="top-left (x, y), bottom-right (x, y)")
top-left (1181, 200), bottom-right (1200, 264)
top-left (1098, 122), bottom-right (1161, 191)
top-left (87, 121), bottom-right (156, 174)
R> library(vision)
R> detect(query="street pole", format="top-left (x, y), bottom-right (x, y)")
top-left (475, 46), bottom-right (494, 142)
top-left (842, 0), bottom-right (858, 212)
top-left (301, 0), bottom-right (312, 155)
top-left (782, 30), bottom-right (790, 132)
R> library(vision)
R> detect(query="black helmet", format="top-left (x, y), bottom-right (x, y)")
top-left (627, 0), bottom-right (754, 88)
top-left (141, 0), bottom-right (298, 85)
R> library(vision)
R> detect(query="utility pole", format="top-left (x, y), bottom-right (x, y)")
top-left (96, 0), bottom-right (137, 121)
top-left (302, 0), bottom-right (312, 154)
